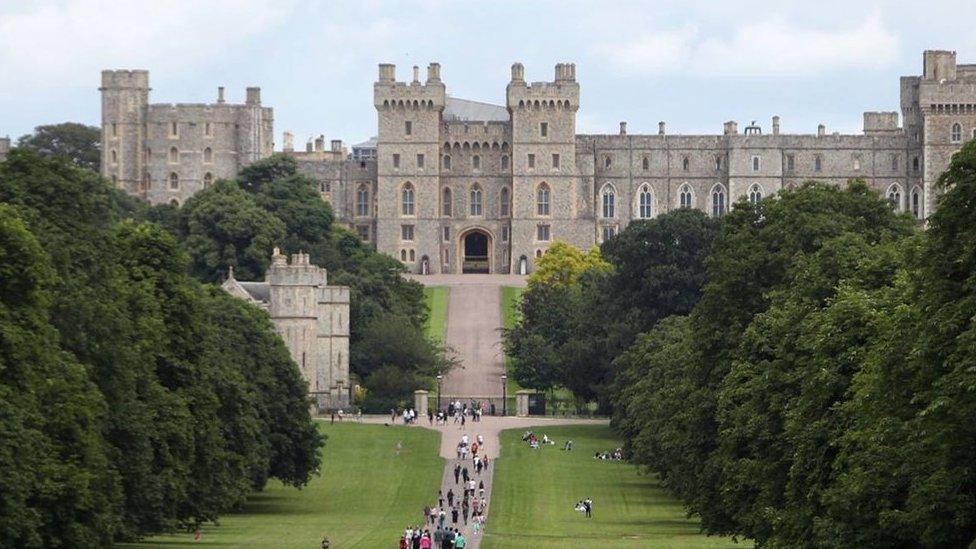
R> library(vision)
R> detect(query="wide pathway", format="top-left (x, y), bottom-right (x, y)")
top-left (366, 415), bottom-right (607, 548)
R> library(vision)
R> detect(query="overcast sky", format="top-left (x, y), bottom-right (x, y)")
top-left (2, 0), bottom-right (974, 146)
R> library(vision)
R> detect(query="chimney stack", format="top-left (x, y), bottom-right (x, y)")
top-left (245, 87), bottom-right (261, 105)
top-left (427, 62), bottom-right (441, 83)
top-left (412, 65), bottom-right (420, 84)
top-left (772, 116), bottom-right (780, 136)
top-left (619, 121), bottom-right (627, 135)
top-left (314, 135), bottom-right (324, 152)
top-left (658, 121), bottom-right (666, 135)
top-left (511, 62), bottom-right (524, 82)
top-left (217, 86), bottom-right (225, 104)
top-left (724, 120), bottom-right (738, 135)
top-left (817, 123), bottom-right (826, 137)
top-left (331, 139), bottom-right (342, 153)
top-left (378, 63), bottom-right (396, 82)
top-left (306, 139), bottom-right (313, 153)
top-left (283, 132), bottom-right (294, 152)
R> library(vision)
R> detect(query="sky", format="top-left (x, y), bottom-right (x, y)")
top-left (2, 0), bottom-right (975, 146)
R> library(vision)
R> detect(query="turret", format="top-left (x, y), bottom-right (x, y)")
top-left (923, 50), bottom-right (957, 82)
top-left (100, 70), bottom-right (150, 194)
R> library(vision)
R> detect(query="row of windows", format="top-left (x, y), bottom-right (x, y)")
top-left (141, 172), bottom-right (214, 192)
top-left (400, 225), bottom-right (515, 244)
top-left (111, 147), bottom-right (216, 166)
top-left (600, 152), bottom-right (921, 174)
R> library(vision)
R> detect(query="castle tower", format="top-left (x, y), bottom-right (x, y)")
top-left (267, 249), bottom-right (327, 392)
top-left (373, 63), bottom-right (446, 271)
top-left (507, 63), bottom-right (583, 272)
top-left (100, 70), bottom-right (149, 195)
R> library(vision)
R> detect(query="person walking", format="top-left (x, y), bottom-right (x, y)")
top-left (584, 498), bottom-right (592, 518)
top-left (447, 488), bottom-right (455, 507)
top-left (461, 499), bottom-right (470, 525)
top-left (461, 466), bottom-right (469, 483)
top-left (453, 530), bottom-right (467, 549)
top-left (451, 504), bottom-right (459, 525)
top-left (453, 464), bottom-right (461, 484)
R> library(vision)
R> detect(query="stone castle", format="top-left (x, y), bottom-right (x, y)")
top-left (222, 249), bottom-right (350, 409)
top-left (101, 50), bottom-right (976, 274)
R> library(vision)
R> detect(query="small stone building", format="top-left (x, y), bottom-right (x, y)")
top-left (222, 249), bottom-right (350, 409)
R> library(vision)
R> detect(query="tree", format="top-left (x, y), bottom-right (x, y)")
top-left (17, 123), bottom-right (101, 171)
top-left (238, 153), bottom-right (298, 193)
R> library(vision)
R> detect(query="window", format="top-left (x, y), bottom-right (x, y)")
top-left (144, 173), bottom-right (151, 190)
top-left (401, 183), bottom-right (415, 216)
top-left (203, 172), bottom-right (213, 188)
top-left (711, 185), bottom-right (726, 218)
top-left (602, 226), bottom-right (617, 242)
top-left (528, 153), bottom-right (535, 168)
top-left (205, 122), bottom-right (212, 137)
top-left (887, 185), bottom-right (902, 211)
top-left (679, 184), bottom-right (693, 208)
top-left (891, 154), bottom-right (899, 172)
top-left (472, 155), bottom-right (480, 170)
top-left (752, 156), bottom-right (761, 172)
top-left (642, 156), bottom-right (649, 171)
top-left (502, 155), bottom-right (510, 170)
top-left (536, 183), bottom-right (550, 216)
top-left (356, 225), bottom-right (370, 241)
top-left (169, 147), bottom-right (179, 163)
top-left (110, 149), bottom-right (118, 164)
top-left (500, 187), bottom-right (510, 217)
top-left (715, 155), bottom-right (722, 171)
top-left (853, 155), bottom-right (861, 171)
top-left (748, 184), bottom-right (762, 204)
top-left (401, 225), bottom-right (415, 241)
top-left (470, 184), bottom-right (482, 216)
top-left (417, 154), bottom-right (425, 168)
top-left (786, 154), bottom-right (795, 172)
top-left (601, 185), bottom-right (616, 219)
top-left (203, 147), bottom-right (213, 163)
top-left (536, 224), bottom-right (551, 242)
top-left (814, 154), bottom-right (822, 172)
top-left (442, 187), bottom-right (452, 216)
top-left (604, 155), bottom-right (612, 168)
top-left (552, 153), bottom-right (560, 169)
top-left (111, 123), bottom-right (117, 137)
top-left (170, 122), bottom-right (178, 138)
top-left (405, 121), bottom-right (412, 136)
top-left (169, 172), bottom-right (179, 190)
top-left (911, 188), bottom-right (921, 219)
top-left (400, 249), bottom-right (407, 261)
top-left (443, 226), bottom-right (450, 242)
top-left (682, 156), bottom-right (690, 171)
top-left (501, 226), bottom-right (510, 242)
top-left (637, 184), bottom-right (653, 219)
top-left (145, 148), bottom-right (151, 162)
top-left (356, 185), bottom-right (369, 216)
top-left (393, 153), bottom-right (400, 169)
top-left (320, 181), bottom-right (331, 192)
top-left (913, 156), bottom-right (920, 172)
top-left (535, 249), bottom-right (544, 259)
top-left (444, 155), bottom-right (451, 170)
top-left (540, 122), bottom-right (548, 137)
top-left (409, 249), bottom-right (415, 262)
top-left (951, 123), bottom-right (962, 143)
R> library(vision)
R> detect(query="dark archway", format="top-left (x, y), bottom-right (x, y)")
top-left (462, 230), bottom-right (490, 273)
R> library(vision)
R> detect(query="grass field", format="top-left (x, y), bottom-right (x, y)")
top-left (500, 286), bottom-right (525, 395)
top-left (484, 425), bottom-right (751, 548)
top-left (121, 422), bottom-right (443, 549)
top-left (423, 286), bottom-right (449, 343)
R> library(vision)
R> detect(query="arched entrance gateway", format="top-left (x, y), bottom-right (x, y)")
top-left (459, 228), bottom-right (492, 273)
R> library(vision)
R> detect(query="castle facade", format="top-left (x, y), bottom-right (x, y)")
top-left (222, 249), bottom-right (350, 409)
top-left (102, 50), bottom-right (976, 274)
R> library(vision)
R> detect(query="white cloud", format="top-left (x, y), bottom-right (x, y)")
top-left (0, 0), bottom-right (298, 88)
top-left (597, 14), bottom-right (899, 77)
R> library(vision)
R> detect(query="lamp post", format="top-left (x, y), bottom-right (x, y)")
top-left (436, 375), bottom-right (443, 411)
top-left (501, 374), bottom-right (508, 416)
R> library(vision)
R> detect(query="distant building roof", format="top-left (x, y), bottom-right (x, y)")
top-left (352, 136), bottom-right (377, 150)
top-left (444, 97), bottom-right (509, 122)
top-left (238, 281), bottom-right (270, 303)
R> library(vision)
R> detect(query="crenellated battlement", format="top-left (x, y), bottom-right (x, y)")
top-left (100, 69), bottom-right (150, 90)
top-left (506, 63), bottom-right (579, 110)
top-left (374, 62), bottom-right (446, 110)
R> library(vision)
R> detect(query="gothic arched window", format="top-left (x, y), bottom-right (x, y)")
top-left (679, 184), bottom-right (693, 208)
top-left (951, 123), bottom-right (962, 143)
top-left (356, 185), bottom-right (369, 216)
top-left (749, 184), bottom-right (763, 204)
top-left (911, 187), bottom-right (921, 219)
top-left (169, 172), bottom-right (179, 190)
top-left (470, 184), bottom-right (483, 216)
top-left (169, 147), bottom-right (179, 163)
top-left (442, 187), bottom-right (452, 216)
top-left (711, 185), bottom-right (726, 217)
top-left (536, 183), bottom-right (550, 216)
top-left (500, 187), bottom-right (510, 217)
top-left (887, 184), bottom-right (902, 212)
top-left (601, 184), bottom-right (616, 219)
top-left (401, 182), bottom-right (415, 216)
top-left (637, 184), bottom-right (653, 219)
top-left (203, 147), bottom-right (213, 163)
top-left (203, 172), bottom-right (213, 188)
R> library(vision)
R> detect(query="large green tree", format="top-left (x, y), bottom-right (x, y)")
top-left (17, 123), bottom-right (101, 171)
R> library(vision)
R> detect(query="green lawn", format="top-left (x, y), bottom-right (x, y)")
top-left (484, 425), bottom-right (750, 548)
top-left (121, 422), bottom-right (443, 549)
top-left (500, 286), bottom-right (525, 395)
top-left (424, 286), bottom-right (449, 343)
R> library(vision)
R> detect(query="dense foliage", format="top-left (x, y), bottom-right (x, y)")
top-left (0, 150), bottom-right (323, 546)
top-left (16, 122), bottom-right (101, 171)
top-left (163, 154), bottom-right (452, 410)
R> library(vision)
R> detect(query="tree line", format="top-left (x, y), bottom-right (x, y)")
top-left (506, 143), bottom-right (976, 546)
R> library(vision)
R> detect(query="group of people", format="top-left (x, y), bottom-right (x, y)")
top-left (521, 431), bottom-right (556, 450)
top-left (574, 498), bottom-right (594, 518)
top-left (593, 448), bottom-right (624, 461)
top-left (398, 526), bottom-right (467, 549)
top-left (394, 408), bottom-right (420, 425)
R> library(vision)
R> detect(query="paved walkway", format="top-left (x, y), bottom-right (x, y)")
top-left (365, 415), bottom-right (607, 548)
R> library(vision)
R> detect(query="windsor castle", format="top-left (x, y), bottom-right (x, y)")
top-left (101, 50), bottom-right (976, 276)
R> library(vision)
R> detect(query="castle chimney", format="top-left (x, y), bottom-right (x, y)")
top-left (772, 116), bottom-right (780, 136)
top-left (427, 62), bottom-right (441, 83)
top-left (331, 139), bottom-right (342, 153)
top-left (724, 121), bottom-right (738, 135)
top-left (412, 65), bottom-right (420, 84)
top-left (272, 247), bottom-right (286, 266)
top-left (817, 123), bottom-right (826, 137)
top-left (217, 86), bottom-right (226, 104)
top-left (306, 139), bottom-right (313, 153)
top-left (378, 63), bottom-right (396, 82)
top-left (619, 121), bottom-right (627, 135)
top-left (246, 87), bottom-right (261, 105)
top-left (314, 135), bottom-right (325, 152)
top-left (511, 62), bottom-right (524, 82)
top-left (658, 121), bottom-right (666, 135)
top-left (283, 132), bottom-right (294, 152)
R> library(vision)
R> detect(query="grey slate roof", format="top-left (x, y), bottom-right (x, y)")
top-left (238, 281), bottom-right (270, 303)
top-left (443, 96), bottom-right (509, 122)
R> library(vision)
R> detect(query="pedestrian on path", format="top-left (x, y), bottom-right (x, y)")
top-left (447, 488), bottom-right (455, 507)
top-left (462, 499), bottom-right (470, 525)
top-left (451, 505), bottom-right (459, 525)
top-left (453, 463), bottom-right (461, 484)
top-left (454, 531), bottom-right (467, 548)
top-left (462, 466), bottom-right (469, 483)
